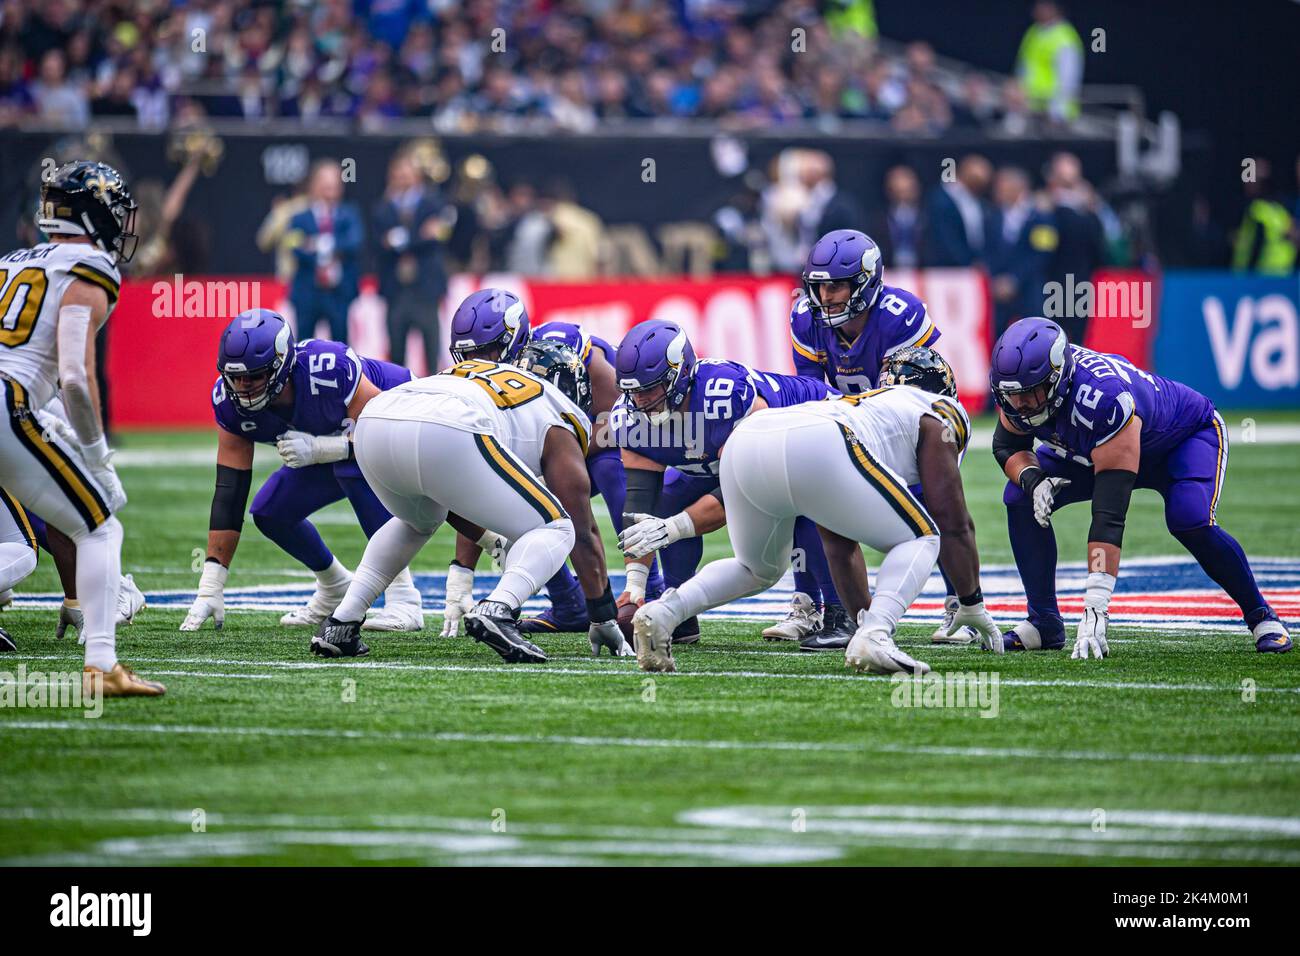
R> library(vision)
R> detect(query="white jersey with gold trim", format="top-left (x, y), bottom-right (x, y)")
top-left (359, 358), bottom-right (591, 474)
top-left (789, 385), bottom-right (971, 485)
top-left (0, 241), bottom-right (121, 409)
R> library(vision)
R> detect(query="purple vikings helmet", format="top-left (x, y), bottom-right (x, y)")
top-left (989, 317), bottom-right (1075, 428)
top-left (615, 319), bottom-right (696, 424)
top-left (801, 229), bottom-right (884, 328)
top-left (218, 309), bottom-right (297, 412)
top-left (449, 288), bottom-right (531, 364)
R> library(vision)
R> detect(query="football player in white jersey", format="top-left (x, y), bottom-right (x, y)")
top-left (0, 160), bottom-right (163, 695)
top-left (311, 338), bottom-right (631, 663)
top-left (633, 347), bottom-right (1004, 674)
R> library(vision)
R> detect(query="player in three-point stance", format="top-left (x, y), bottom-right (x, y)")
top-left (434, 287), bottom-right (662, 638)
top-left (990, 317), bottom-right (1293, 657)
top-left (632, 347), bottom-right (1004, 673)
top-left (612, 318), bottom-right (847, 648)
top-left (312, 338), bottom-right (631, 663)
top-left (0, 160), bottom-right (162, 694)
top-left (181, 308), bottom-right (424, 633)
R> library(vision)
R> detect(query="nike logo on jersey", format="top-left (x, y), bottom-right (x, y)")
top-left (1108, 407), bottom-right (1119, 425)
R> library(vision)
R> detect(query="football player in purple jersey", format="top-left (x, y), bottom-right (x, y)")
top-left (991, 317), bottom-right (1292, 657)
top-left (437, 289), bottom-right (666, 638)
top-left (612, 319), bottom-right (848, 648)
top-left (180, 309), bottom-right (424, 633)
top-left (791, 228), bottom-right (978, 646)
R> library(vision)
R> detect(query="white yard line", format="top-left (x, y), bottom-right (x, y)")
top-left (9, 652), bottom-right (1297, 695)
top-left (2, 718), bottom-right (1296, 766)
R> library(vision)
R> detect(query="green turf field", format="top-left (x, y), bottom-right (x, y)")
top-left (2, 416), bottom-right (1298, 866)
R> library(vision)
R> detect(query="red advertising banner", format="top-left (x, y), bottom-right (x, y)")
top-left (106, 269), bottom-right (1150, 427)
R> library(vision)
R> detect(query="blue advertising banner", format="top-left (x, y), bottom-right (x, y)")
top-left (1156, 272), bottom-right (1300, 409)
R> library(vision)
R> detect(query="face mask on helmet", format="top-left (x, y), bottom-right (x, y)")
top-left (223, 368), bottom-right (275, 411)
top-left (996, 381), bottom-right (1058, 426)
top-left (625, 381), bottom-right (671, 423)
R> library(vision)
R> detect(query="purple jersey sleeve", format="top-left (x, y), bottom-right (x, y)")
top-left (789, 296), bottom-right (828, 381)
top-left (361, 356), bottom-right (413, 392)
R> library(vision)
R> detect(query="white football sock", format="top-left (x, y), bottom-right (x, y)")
top-left (316, 556), bottom-right (352, 589)
top-left (667, 557), bottom-right (781, 626)
top-left (334, 518), bottom-right (432, 623)
top-left (487, 519), bottom-right (574, 609)
top-left (383, 567), bottom-right (421, 607)
top-left (77, 516), bottom-right (123, 672)
top-left (859, 535), bottom-right (940, 634)
top-left (0, 541), bottom-right (37, 592)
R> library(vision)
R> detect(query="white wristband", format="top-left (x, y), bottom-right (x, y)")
top-left (624, 563), bottom-right (649, 602)
top-left (197, 560), bottom-right (228, 596)
top-left (82, 435), bottom-right (111, 467)
top-left (1084, 571), bottom-right (1116, 611)
top-left (666, 510), bottom-right (696, 544)
top-left (317, 434), bottom-right (350, 463)
top-left (446, 562), bottom-right (474, 601)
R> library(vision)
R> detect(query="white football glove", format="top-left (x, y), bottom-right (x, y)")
top-left (1031, 476), bottom-right (1071, 528)
top-left (80, 436), bottom-right (127, 513)
top-left (180, 560), bottom-right (228, 631)
top-left (1070, 572), bottom-right (1116, 660)
top-left (949, 599), bottom-right (1004, 654)
top-left (477, 529), bottom-right (508, 571)
top-left (276, 430), bottom-right (350, 469)
top-left (440, 562), bottom-right (475, 637)
top-left (589, 620), bottom-right (635, 657)
top-left (619, 511), bottom-right (694, 559)
top-left (56, 600), bottom-right (83, 642)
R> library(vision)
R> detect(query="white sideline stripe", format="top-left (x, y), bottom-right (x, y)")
top-left (10, 653), bottom-right (1299, 696)
top-left (2, 718), bottom-right (1297, 766)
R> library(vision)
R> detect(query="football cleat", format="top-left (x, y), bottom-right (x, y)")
top-left (931, 595), bottom-right (979, 645)
top-left (1002, 619), bottom-right (1066, 652)
top-left (517, 605), bottom-right (590, 634)
top-left (362, 601), bottom-right (425, 632)
top-left (632, 595), bottom-right (677, 673)
top-left (672, 616), bottom-right (701, 645)
top-left (1251, 611), bottom-right (1294, 654)
top-left (82, 663), bottom-right (166, 697)
top-left (798, 603), bottom-right (855, 652)
top-left (310, 616), bottom-right (371, 658)
top-left (281, 575), bottom-right (353, 627)
top-left (762, 592), bottom-right (821, 641)
top-left (0, 625), bottom-right (14, 653)
top-left (116, 573), bottom-right (146, 625)
top-left (846, 613), bottom-right (930, 675)
top-left (464, 601), bottom-right (546, 664)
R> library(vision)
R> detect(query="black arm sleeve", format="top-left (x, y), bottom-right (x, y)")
top-left (1088, 469), bottom-right (1137, 546)
top-left (992, 417), bottom-right (1033, 470)
top-left (624, 467), bottom-right (664, 519)
top-left (210, 465), bottom-right (252, 532)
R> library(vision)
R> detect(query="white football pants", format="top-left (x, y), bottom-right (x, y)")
top-left (334, 416), bottom-right (575, 622)
top-left (662, 411), bottom-right (940, 633)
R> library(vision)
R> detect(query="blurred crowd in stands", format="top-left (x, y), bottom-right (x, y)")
top-left (1, 0), bottom-right (1085, 134)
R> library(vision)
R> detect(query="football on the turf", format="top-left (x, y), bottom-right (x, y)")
top-left (616, 601), bottom-right (637, 642)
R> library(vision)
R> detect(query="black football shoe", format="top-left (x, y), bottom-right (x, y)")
top-left (799, 603), bottom-right (855, 652)
top-left (0, 625), bottom-right (14, 653)
top-left (465, 601), bottom-right (547, 664)
top-left (671, 615), bottom-right (701, 645)
top-left (310, 616), bottom-right (371, 658)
